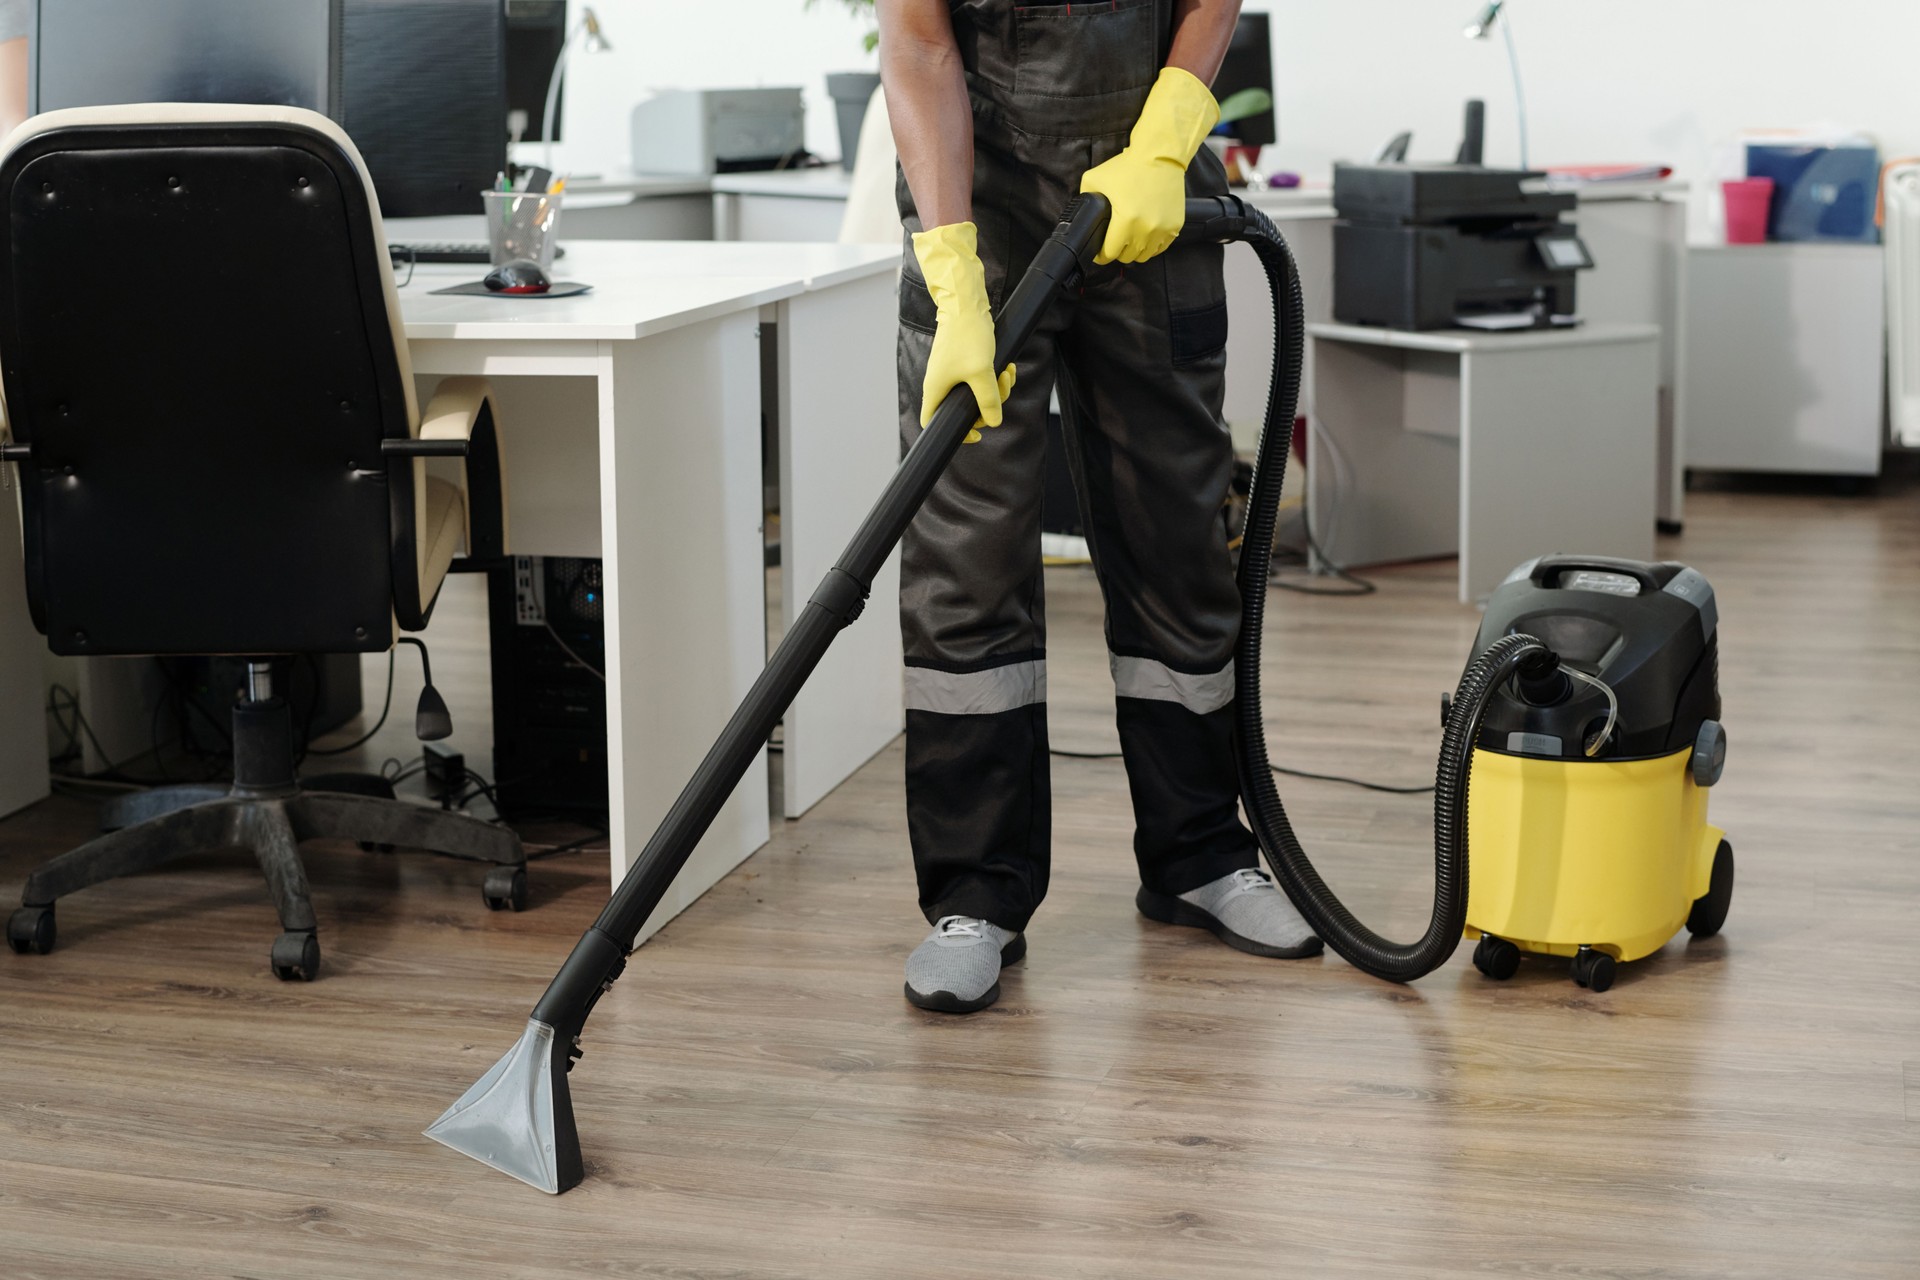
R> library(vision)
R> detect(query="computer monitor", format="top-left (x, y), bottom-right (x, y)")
top-left (29, 0), bottom-right (506, 219)
top-left (336, 0), bottom-right (507, 216)
top-left (31, 0), bottom-right (338, 116)
top-left (1213, 13), bottom-right (1277, 150)
top-left (506, 0), bottom-right (568, 145)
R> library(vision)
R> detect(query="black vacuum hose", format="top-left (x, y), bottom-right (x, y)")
top-left (1223, 204), bottom-right (1552, 983)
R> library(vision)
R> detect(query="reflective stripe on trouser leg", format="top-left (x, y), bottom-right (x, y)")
top-left (905, 658), bottom-right (1046, 716)
top-left (1109, 654), bottom-right (1235, 716)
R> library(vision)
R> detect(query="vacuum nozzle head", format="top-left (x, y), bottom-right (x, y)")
top-left (425, 1018), bottom-right (584, 1194)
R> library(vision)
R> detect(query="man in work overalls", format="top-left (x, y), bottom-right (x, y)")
top-left (878, 0), bottom-right (1319, 1013)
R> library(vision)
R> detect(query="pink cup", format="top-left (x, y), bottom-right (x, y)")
top-left (1722, 177), bottom-right (1775, 244)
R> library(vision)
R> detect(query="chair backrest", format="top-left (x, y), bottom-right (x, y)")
top-left (838, 84), bottom-right (900, 247)
top-left (0, 103), bottom-right (424, 657)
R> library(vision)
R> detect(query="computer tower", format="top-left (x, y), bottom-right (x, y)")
top-left (487, 556), bottom-right (609, 820)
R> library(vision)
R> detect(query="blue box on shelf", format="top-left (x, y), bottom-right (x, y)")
top-left (1746, 144), bottom-right (1881, 243)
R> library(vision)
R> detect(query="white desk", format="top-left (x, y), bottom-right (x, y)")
top-left (710, 170), bottom-right (855, 243)
top-left (398, 238), bottom-right (901, 938)
top-left (1307, 321), bottom-right (1660, 603)
top-left (547, 169), bottom-right (857, 244)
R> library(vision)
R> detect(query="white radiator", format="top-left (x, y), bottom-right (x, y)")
top-left (1888, 162), bottom-right (1920, 447)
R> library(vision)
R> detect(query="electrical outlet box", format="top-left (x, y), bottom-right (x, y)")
top-left (424, 741), bottom-right (465, 800)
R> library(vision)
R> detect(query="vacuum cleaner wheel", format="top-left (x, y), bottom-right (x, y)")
top-left (1472, 934), bottom-right (1521, 980)
top-left (1570, 946), bottom-right (1617, 993)
top-left (1686, 840), bottom-right (1735, 938)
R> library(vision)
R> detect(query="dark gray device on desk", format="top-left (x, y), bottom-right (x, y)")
top-left (30, 0), bottom-right (507, 218)
top-left (1331, 163), bottom-right (1593, 330)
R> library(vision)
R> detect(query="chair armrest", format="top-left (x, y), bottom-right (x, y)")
top-left (381, 438), bottom-right (467, 458)
top-left (417, 375), bottom-right (509, 561)
top-left (388, 376), bottom-right (509, 632)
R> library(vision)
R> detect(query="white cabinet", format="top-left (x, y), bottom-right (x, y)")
top-left (1684, 243), bottom-right (1885, 477)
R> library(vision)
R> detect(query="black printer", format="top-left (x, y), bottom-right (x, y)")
top-left (1332, 163), bottom-right (1594, 330)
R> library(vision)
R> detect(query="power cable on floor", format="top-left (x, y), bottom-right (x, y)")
top-left (1049, 746), bottom-right (1433, 795)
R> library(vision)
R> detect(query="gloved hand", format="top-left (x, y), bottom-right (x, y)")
top-left (1077, 66), bottom-right (1220, 265)
top-left (913, 221), bottom-right (1017, 444)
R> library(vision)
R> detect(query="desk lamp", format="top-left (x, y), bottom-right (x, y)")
top-left (1464, 0), bottom-right (1529, 169)
top-left (543, 5), bottom-right (613, 170)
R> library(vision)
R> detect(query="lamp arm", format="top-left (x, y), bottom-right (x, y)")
top-left (541, 18), bottom-right (586, 170)
top-left (1500, 8), bottom-right (1529, 169)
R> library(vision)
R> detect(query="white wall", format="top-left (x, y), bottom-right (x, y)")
top-left (1254, 0), bottom-right (1920, 237)
top-left (552, 0), bottom-right (1920, 230)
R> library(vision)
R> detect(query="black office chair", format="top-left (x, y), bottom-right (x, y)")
top-left (0, 104), bottom-right (526, 980)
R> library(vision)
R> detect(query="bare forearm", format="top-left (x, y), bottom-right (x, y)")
top-left (1165, 0), bottom-right (1241, 86)
top-left (878, 0), bottom-right (974, 229)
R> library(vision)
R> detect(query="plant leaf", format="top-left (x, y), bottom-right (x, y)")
top-left (1217, 88), bottom-right (1273, 126)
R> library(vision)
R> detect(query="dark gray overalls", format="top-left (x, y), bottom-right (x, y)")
top-left (896, 0), bottom-right (1257, 931)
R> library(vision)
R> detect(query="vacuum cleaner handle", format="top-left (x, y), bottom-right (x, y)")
top-left (528, 194), bottom-right (1117, 1030)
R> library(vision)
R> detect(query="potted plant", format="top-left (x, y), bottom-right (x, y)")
top-left (810, 0), bottom-right (881, 172)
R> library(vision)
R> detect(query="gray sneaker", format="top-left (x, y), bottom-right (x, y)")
top-left (1137, 866), bottom-right (1322, 958)
top-left (903, 915), bottom-right (1026, 1014)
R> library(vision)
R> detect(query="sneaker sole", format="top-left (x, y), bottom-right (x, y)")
top-left (903, 934), bottom-right (1027, 1014)
top-left (1135, 885), bottom-right (1324, 959)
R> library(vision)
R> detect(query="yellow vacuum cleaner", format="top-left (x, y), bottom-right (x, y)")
top-left (1459, 557), bottom-right (1732, 992)
top-left (1222, 213), bottom-right (1736, 993)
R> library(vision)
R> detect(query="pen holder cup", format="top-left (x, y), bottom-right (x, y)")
top-left (483, 190), bottom-right (565, 269)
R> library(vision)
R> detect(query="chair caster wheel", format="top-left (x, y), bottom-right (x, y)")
top-left (7, 905), bottom-right (55, 955)
top-left (1570, 946), bottom-right (1615, 993)
top-left (1472, 934), bottom-right (1521, 980)
top-left (271, 931), bottom-right (321, 981)
top-left (483, 866), bottom-right (528, 912)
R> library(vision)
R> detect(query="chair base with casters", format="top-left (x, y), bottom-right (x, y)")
top-left (6, 676), bottom-right (527, 981)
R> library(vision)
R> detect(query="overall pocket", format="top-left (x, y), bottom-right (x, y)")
top-left (1012, 1), bottom-right (1158, 99)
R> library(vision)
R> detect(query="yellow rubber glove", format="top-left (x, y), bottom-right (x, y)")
top-left (913, 221), bottom-right (1017, 444)
top-left (1078, 66), bottom-right (1220, 265)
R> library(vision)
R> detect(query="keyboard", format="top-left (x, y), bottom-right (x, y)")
top-left (389, 241), bottom-right (566, 265)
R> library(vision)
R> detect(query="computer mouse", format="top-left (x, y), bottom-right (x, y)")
top-left (483, 258), bottom-right (552, 295)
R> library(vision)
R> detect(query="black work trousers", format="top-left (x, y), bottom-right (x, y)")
top-left (897, 0), bottom-right (1258, 931)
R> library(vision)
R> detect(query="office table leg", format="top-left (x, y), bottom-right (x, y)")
top-left (595, 316), bottom-right (771, 940)
top-left (1306, 339), bottom-right (1462, 576)
top-left (773, 273), bottom-right (904, 819)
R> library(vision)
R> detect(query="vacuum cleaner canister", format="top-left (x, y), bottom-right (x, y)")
top-left (1462, 556), bottom-right (1733, 993)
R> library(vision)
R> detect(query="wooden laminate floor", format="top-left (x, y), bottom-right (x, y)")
top-left (2, 475), bottom-right (1917, 1278)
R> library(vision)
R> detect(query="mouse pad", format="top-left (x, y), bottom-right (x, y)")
top-left (430, 281), bottom-right (593, 299)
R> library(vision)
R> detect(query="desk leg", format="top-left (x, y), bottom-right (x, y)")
top-left (774, 274), bottom-right (903, 819)
top-left (1459, 342), bottom-right (1659, 603)
top-left (597, 315), bottom-right (770, 942)
top-left (1306, 339), bottom-right (1461, 575)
